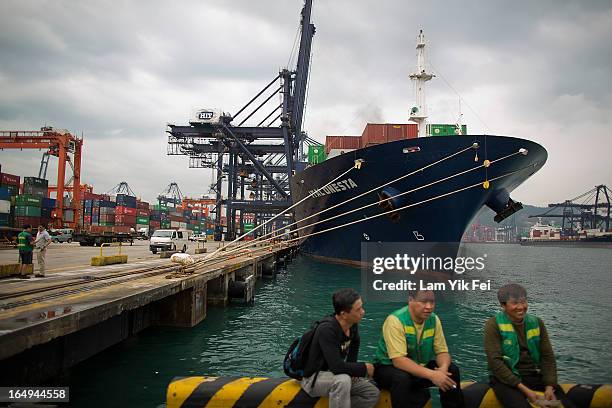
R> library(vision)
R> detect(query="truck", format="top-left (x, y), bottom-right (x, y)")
top-left (73, 226), bottom-right (135, 246)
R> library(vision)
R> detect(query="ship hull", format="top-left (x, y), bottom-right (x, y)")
top-left (290, 135), bottom-right (547, 264)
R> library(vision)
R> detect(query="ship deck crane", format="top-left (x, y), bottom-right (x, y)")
top-left (0, 127), bottom-right (83, 228)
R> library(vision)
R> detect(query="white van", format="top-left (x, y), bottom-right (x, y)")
top-left (149, 229), bottom-right (189, 254)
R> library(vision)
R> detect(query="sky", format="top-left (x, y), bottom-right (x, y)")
top-left (0, 0), bottom-right (611, 206)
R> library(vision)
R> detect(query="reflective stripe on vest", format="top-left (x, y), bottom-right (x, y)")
top-left (495, 312), bottom-right (541, 378)
top-left (374, 305), bottom-right (436, 366)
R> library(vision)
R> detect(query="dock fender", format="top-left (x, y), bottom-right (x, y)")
top-left (378, 186), bottom-right (405, 211)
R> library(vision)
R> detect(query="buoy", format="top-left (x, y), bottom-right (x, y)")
top-left (167, 377), bottom-right (612, 408)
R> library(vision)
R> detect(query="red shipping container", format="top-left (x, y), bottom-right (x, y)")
top-left (137, 209), bottom-right (150, 217)
top-left (84, 215), bottom-right (92, 223)
top-left (137, 201), bottom-right (150, 210)
top-left (149, 220), bottom-right (161, 228)
top-left (83, 192), bottom-right (104, 200)
top-left (361, 123), bottom-right (418, 146)
top-left (116, 206), bottom-right (137, 216)
top-left (169, 215), bottom-right (184, 222)
top-left (1, 173), bottom-right (20, 186)
top-left (14, 216), bottom-right (41, 228)
top-left (325, 136), bottom-right (362, 154)
top-left (115, 215), bottom-right (136, 225)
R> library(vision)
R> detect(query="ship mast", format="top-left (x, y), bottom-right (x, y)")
top-left (409, 30), bottom-right (435, 137)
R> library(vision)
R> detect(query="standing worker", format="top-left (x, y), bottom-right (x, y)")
top-left (17, 224), bottom-right (35, 278)
top-left (34, 225), bottom-right (52, 277)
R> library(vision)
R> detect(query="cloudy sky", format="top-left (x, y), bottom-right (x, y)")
top-left (0, 0), bottom-right (610, 206)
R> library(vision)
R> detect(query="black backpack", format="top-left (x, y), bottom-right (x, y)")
top-left (283, 317), bottom-right (333, 380)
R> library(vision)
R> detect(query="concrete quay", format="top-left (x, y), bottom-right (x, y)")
top-left (0, 241), bottom-right (297, 385)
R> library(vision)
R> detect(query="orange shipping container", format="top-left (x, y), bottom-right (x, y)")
top-left (361, 123), bottom-right (418, 146)
top-left (325, 135), bottom-right (362, 154)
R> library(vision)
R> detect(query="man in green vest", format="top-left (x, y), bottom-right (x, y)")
top-left (484, 283), bottom-right (575, 407)
top-left (17, 224), bottom-right (34, 278)
top-left (373, 289), bottom-right (465, 407)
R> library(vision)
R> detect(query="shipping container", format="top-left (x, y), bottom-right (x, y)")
top-left (308, 145), bottom-right (327, 164)
top-left (136, 216), bottom-right (149, 225)
top-left (137, 209), bottom-right (150, 217)
top-left (63, 209), bottom-right (75, 223)
top-left (115, 194), bottom-right (137, 208)
top-left (325, 136), bottom-right (362, 155)
top-left (15, 195), bottom-right (42, 207)
top-left (41, 207), bottom-right (52, 218)
top-left (152, 204), bottom-right (169, 212)
top-left (14, 216), bottom-right (41, 228)
top-left (23, 177), bottom-right (48, 188)
top-left (99, 200), bottom-right (116, 208)
top-left (0, 173), bottom-right (20, 186)
top-left (137, 201), bottom-right (150, 210)
top-left (1, 184), bottom-right (19, 198)
top-left (0, 200), bottom-right (10, 214)
top-left (0, 213), bottom-right (10, 227)
top-left (23, 185), bottom-right (48, 198)
top-left (116, 206), bottom-right (137, 216)
top-left (41, 197), bottom-right (56, 208)
top-left (115, 215), bottom-right (136, 225)
top-left (427, 124), bottom-right (467, 136)
top-left (361, 123), bottom-right (418, 146)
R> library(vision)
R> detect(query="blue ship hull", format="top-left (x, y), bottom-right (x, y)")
top-left (290, 135), bottom-right (547, 265)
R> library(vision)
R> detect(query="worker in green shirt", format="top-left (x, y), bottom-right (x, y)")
top-left (17, 224), bottom-right (34, 278)
top-left (484, 283), bottom-right (576, 407)
top-left (373, 289), bottom-right (465, 407)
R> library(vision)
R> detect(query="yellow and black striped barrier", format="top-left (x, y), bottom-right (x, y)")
top-left (167, 377), bottom-right (612, 408)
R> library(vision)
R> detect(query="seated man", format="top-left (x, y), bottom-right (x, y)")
top-left (373, 289), bottom-right (465, 408)
top-left (484, 283), bottom-right (575, 407)
top-left (301, 288), bottom-right (380, 408)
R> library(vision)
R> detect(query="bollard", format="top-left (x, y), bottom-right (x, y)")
top-left (91, 242), bottom-right (128, 266)
top-left (195, 240), bottom-right (207, 254)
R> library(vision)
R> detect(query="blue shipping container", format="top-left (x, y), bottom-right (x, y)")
top-left (0, 187), bottom-right (9, 200)
top-left (42, 197), bottom-right (56, 208)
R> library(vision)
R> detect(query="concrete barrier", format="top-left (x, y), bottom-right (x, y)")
top-left (166, 377), bottom-right (612, 408)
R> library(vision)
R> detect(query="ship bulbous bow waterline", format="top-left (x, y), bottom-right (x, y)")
top-left (290, 135), bottom-right (547, 266)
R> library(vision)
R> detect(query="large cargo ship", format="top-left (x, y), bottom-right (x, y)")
top-left (289, 32), bottom-right (548, 265)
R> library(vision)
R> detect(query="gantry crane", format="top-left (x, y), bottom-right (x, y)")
top-left (529, 185), bottom-right (611, 236)
top-left (0, 127), bottom-right (83, 228)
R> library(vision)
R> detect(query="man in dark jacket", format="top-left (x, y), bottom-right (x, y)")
top-left (300, 288), bottom-right (379, 408)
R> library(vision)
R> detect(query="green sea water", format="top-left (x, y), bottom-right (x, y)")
top-left (67, 244), bottom-right (612, 407)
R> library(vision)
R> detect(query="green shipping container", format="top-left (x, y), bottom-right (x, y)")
top-left (308, 145), bottom-right (326, 165)
top-left (186, 224), bottom-right (195, 231)
top-left (14, 195), bottom-right (42, 207)
top-left (136, 216), bottom-right (149, 225)
top-left (244, 223), bottom-right (254, 232)
top-left (152, 204), bottom-right (169, 212)
top-left (428, 124), bottom-right (467, 136)
top-left (15, 206), bottom-right (42, 217)
top-left (98, 222), bottom-right (115, 226)
top-left (193, 226), bottom-right (201, 233)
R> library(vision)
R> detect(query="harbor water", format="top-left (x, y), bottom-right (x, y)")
top-left (66, 243), bottom-right (612, 407)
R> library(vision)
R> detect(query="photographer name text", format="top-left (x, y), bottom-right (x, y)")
top-left (372, 279), bottom-right (491, 291)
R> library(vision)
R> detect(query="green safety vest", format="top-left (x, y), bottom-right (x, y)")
top-left (495, 312), bottom-right (541, 378)
top-left (374, 305), bottom-right (437, 366)
top-left (17, 231), bottom-right (33, 252)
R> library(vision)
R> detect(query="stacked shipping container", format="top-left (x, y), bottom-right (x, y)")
top-left (0, 173), bottom-right (20, 227)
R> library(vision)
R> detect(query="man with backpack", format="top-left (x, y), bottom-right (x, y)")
top-left (295, 288), bottom-right (380, 408)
